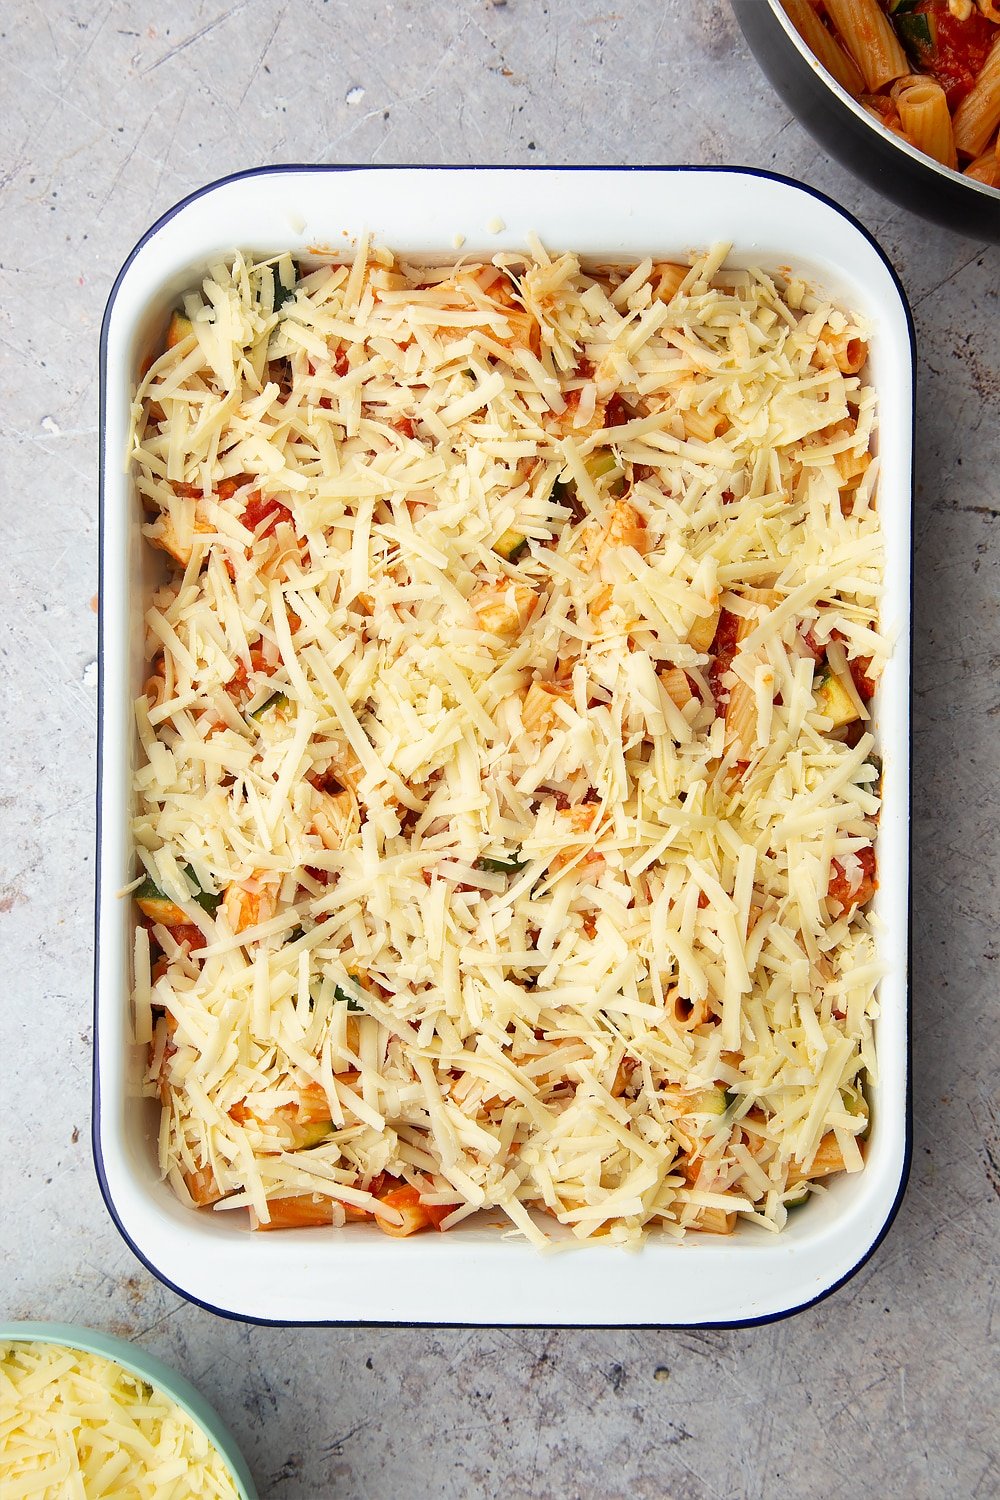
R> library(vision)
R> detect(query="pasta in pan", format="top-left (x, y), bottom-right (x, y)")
top-left (893, 73), bottom-right (959, 165)
top-left (953, 31), bottom-right (1000, 157)
top-left (824, 0), bottom-right (910, 88)
top-left (783, 0), bottom-right (1000, 186)
top-left (129, 242), bottom-right (886, 1246)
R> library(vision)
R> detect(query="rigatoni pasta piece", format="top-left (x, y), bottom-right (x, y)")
top-left (860, 91), bottom-right (913, 145)
top-left (682, 406), bottom-right (729, 442)
top-left (954, 35), bottom-right (1000, 156)
top-left (824, 0), bottom-right (909, 89)
top-left (182, 1161), bottom-right (225, 1207)
top-left (787, 1132), bottom-right (849, 1186)
top-left (650, 261), bottom-right (690, 303)
top-left (891, 75), bottom-right (958, 169)
top-left (659, 996), bottom-right (716, 1032)
top-left (723, 588), bottom-right (780, 759)
top-left (521, 678), bottom-right (573, 734)
top-left (812, 322), bottom-right (869, 374)
top-left (373, 1185), bottom-right (436, 1237)
top-left (724, 677), bottom-right (758, 760)
top-left (470, 580), bottom-right (538, 636)
top-left (660, 666), bottom-right (695, 711)
top-left (684, 1205), bottom-right (737, 1234)
top-left (253, 1193), bottom-right (342, 1229)
top-left (782, 0), bottom-right (866, 96)
top-left (687, 602), bottom-right (721, 652)
top-left (964, 147), bottom-right (1000, 182)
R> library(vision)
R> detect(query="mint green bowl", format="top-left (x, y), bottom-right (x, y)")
top-left (0, 1321), bottom-right (258, 1499)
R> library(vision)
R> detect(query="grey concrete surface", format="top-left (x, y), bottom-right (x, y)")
top-left (2, 3), bottom-right (998, 1497)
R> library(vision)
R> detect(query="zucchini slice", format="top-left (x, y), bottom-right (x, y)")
top-left (493, 528), bottom-right (530, 563)
top-left (888, 2), bottom-right (935, 68)
top-left (135, 878), bottom-right (187, 927)
top-left (689, 1086), bottom-right (729, 1116)
top-left (135, 865), bottom-right (220, 924)
top-left (268, 261), bottom-right (299, 314)
top-left (293, 1119), bottom-right (334, 1149)
top-left (192, 881), bottom-right (221, 916)
top-left (475, 852), bottom-right (527, 874)
top-left (333, 983), bottom-right (365, 1013)
top-left (840, 1084), bottom-right (871, 1140)
top-left (815, 670), bottom-right (860, 729)
top-left (249, 690), bottom-right (290, 721)
top-left (550, 451), bottom-right (626, 516)
top-left (586, 450), bottom-right (625, 492)
top-left (165, 310), bottom-right (193, 350)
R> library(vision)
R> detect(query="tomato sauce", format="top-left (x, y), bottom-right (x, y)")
top-left (243, 492), bottom-right (292, 537)
top-left (226, 646), bottom-right (275, 698)
top-left (907, 3), bottom-right (996, 108)
top-left (708, 608), bottom-right (741, 714)
top-left (828, 845), bottom-right (877, 911)
top-left (848, 654), bottom-right (877, 703)
top-left (603, 392), bottom-right (634, 428)
top-left (801, 625), bottom-right (827, 665)
top-left (216, 474), bottom-right (250, 501)
top-left (171, 922), bottom-right (207, 953)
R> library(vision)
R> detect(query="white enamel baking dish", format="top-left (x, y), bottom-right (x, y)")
top-left (96, 167), bottom-right (912, 1326)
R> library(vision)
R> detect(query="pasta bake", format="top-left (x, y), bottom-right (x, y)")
top-left (129, 241), bottom-right (886, 1245)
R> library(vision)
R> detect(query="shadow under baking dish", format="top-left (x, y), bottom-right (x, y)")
top-left (96, 165), bottom-right (913, 1327)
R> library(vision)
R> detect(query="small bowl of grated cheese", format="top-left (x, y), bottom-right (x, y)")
top-left (0, 1323), bottom-right (257, 1499)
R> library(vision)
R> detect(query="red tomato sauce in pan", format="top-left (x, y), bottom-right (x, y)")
top-left (907, 3), bottom-right (996, 108)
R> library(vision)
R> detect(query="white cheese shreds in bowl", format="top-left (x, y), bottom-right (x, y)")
top-left (0, 1330), bottom-right (253, 1499)
top-left (128, 240), bottom-right (887, 1248)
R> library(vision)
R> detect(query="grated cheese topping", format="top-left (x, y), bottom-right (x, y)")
top-left (0, 1342), bottom-right (239, 1499)
top-left (128, 243), bottom-right (885, 1245)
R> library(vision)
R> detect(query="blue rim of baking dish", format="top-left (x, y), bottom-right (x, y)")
top-left (94, 163), bottom-right (914, 1329)
top-left (1, 1321), bottom-right (258, 1496)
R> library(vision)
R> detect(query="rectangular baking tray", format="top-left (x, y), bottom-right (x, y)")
top-left (96, 166), bottom-right (912, 1326)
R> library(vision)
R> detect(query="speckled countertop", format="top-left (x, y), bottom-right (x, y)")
top-left (2, 3), bottom-right (998, 1497)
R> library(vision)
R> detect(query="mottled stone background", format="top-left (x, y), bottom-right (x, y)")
top-left (2, 3), bottom-right (998, 1497)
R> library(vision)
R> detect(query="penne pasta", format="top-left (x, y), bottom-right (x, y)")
top-left (954, 35), bottom-right (1000, 155)
top-left (861, 92), bottom-right (913, 144)
top-left (824, 0), bottom-right (909, 90)
top-left (784, 0), bottom-right (999, 186)
top-left (682, 406), bottom-right (728, 443)
top-left (964, 146), bottom-right (1000, 182)
top-left (650, 261), bottom-right (690, 303)
top-left (723, 589), bottom-right (781, 758)
top-left (725, 678), bottom-right (758, 760)
top-left (812, 322), bottom-right (869, 374)
top-left (783, 0), bottom-right (866, 95)
top-left (687, 603), bottom-right (721, 653)
top-left (660, 666), bottom-right (695, 711)
top-left (892, 75), bottom-right (958, 169)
